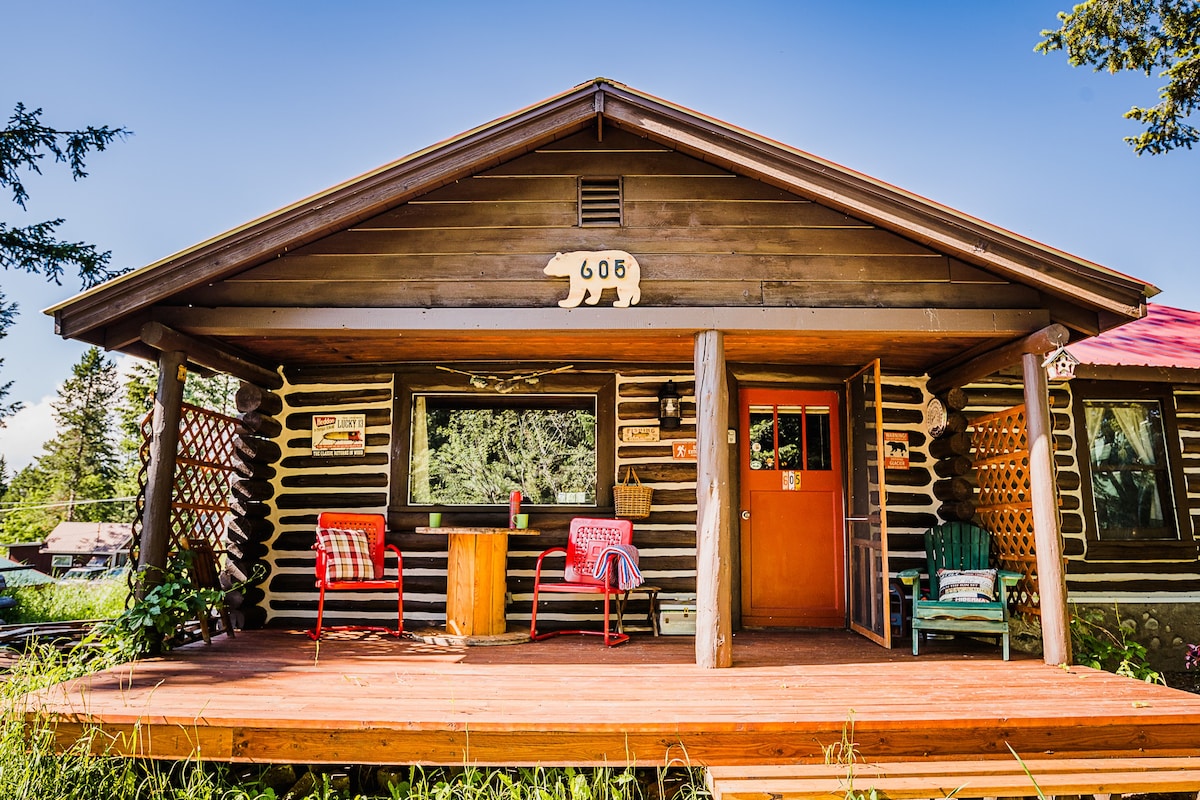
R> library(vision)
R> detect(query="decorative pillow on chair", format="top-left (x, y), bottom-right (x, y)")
top-left (315, 527), bottom-right (375, 581)
top-left (937, 568), bottom-right (997, 602)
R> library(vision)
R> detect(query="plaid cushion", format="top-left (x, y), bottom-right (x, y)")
top-left (316, 527), bottom-right (375, 581)
top-left (937, 568), bottom-right (998, 602)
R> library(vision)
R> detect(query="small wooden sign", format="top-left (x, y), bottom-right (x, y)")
top-left (672, 440), bottom-right (697, 460)
top-left (884, 431), bottom-right (910, 470)
top-left (621, 426), bottom-right (660, 443)
top-left (312, 414), bottom-right (366, 457)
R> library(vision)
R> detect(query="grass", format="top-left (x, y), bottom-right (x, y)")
top-left (2, 578), bottom-right (129, 624)
top-left (1, 637), bottom-right (709, 800)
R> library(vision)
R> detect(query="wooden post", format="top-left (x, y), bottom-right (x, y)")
top-left (1022, 352), bottom-right (1072, 666)
top-left (694, 330), bottom-right (732, 668)
top-left (138, 349), bottom-right (187, 600)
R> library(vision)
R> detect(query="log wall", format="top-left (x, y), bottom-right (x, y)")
top-left (261, 370), bottom-right (396, 628)
top-left (960, 378), bottom-right (1200, 603)
top-left (258, 368), bottom-right (698, 631)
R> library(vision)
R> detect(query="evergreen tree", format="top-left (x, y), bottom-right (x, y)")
top-left (0, 290), bottom-right (17, 424)
top-left (1, 103), bottom-right (129, 285)
top-left (1038, 0), bottom-right (1200, 154)
top-left (0, 347), bottom-right (124, 542)
top-left (0, 103), bottom-right (129, 427)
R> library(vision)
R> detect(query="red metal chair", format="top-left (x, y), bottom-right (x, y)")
top-left (530, 517), bottom-right (633, 647)
top-left (310, 511), bottom-right (403, 640)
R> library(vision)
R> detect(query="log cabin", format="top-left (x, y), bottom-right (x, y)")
top-left (975, 303), bottom-right (1199, 669)
top-left (46, 78), bottom-right (1166, 668)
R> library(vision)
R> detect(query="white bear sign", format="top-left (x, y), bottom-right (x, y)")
top-left (543, 250), bottom-right (642, 308)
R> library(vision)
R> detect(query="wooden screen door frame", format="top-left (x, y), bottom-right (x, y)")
top-left (738, 387), bottom-right (846, 628)
top-left (845, 360), bottom-right (892, 647)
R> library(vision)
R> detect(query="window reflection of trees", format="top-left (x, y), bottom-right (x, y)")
top-left (410, 396), bottom-right (596, 506)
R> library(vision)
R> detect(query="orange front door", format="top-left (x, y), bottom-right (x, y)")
top-left (739, 388), bottom-right (845, 628)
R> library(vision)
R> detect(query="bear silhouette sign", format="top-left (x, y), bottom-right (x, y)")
top-left (543, 250), bottom-right (642, 308)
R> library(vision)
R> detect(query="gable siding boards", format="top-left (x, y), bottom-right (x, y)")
top-left (174, 129), bottom-right (1027, 314)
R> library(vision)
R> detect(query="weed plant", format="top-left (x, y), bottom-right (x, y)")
top-left (2, 639), bottom-right (708, 800)
top-left (1070, 605), bottom-right (1164, 684)
top-left (3, 578), bottom-right (128, 625)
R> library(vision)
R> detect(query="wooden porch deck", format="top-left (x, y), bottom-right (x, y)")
top-left (29, 629), bottom-right (1200, 767)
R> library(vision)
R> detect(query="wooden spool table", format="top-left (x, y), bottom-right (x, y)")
top-left (415, 526), bottom-right (538, 642)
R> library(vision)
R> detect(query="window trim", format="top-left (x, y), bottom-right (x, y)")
top-left (390, 367), bottom-right (616, 519)
top-left (1072, 380), bottom-right (1197, 561)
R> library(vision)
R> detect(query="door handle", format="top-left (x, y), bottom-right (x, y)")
top-left (740, 510), bottom-right (750, 520)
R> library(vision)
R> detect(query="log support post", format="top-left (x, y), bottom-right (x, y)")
top-left (138, 349), bottom-right (187, 600)
top-left (1022, 352), bottom-right (1072, 666)
top-left (694, 330), bottom-right (733, 668)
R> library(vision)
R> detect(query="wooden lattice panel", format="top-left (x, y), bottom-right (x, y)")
top-left (972, 405), bottom-right (1040, 617)
top-left (134, 403), bottom-right (242, 561)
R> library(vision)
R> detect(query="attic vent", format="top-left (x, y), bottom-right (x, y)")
top-left (579, 177), bottom-right (622, 226)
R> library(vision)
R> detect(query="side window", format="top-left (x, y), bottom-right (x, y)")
top-left (1073, 382), bottom-right (1196, 560)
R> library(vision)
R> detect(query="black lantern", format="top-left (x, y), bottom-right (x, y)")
top-left (658, 380), bottom-right (681, 430)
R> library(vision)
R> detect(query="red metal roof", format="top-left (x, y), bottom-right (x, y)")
top-left (1067, 304), bottom-right (1200, 370)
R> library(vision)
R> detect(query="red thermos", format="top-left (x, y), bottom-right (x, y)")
top-left (509, 490), bottom-right (522, 529)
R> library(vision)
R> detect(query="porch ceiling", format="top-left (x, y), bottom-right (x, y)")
top-left (208, 329), bottom-right (1004, 373)
top-left (147, 305), bottom-right (1049, 376)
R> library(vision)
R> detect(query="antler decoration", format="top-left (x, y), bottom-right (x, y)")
top-left (436, 365), bottom-right (575, 393)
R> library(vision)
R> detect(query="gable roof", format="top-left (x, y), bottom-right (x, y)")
top-left (42, 522), bottom-right (134, 556)
top-left (1068, 304), bottom-right (1200, 370)
top-left (48, 78), bottom-right (1155, 361)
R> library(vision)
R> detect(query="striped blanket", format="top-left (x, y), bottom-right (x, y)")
top-left (591, 544), bottom-right (643, 590)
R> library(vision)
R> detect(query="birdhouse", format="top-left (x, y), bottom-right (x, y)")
top-left (1042, 347), bottom-right (1080, 382)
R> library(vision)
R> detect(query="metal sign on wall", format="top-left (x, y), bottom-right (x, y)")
top-left (672, 440), bottom-right (697, 460)
top-left (312, 414), bottom-right (366, 457)
top-left (883, 431), bottom-right (910, 470)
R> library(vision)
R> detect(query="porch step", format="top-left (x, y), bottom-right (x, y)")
top-left (706, 756), bottom-right (1200, 800)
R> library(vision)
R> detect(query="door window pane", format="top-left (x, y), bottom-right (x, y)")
top-left (806, 405), bottom-right (832, 471)
top-left (748, 405), bottom-right (776, 470)
top-left (776, 406), bottom-right (804, 469)
top-left (747, 402), bottom-right (833, 471)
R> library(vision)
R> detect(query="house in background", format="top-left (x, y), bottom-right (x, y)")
top-left (45, 79), bottom-right (1162, 667)
top-left (40, 522), bottom-right (133, 576)
top-left (4, 541), bottom-right (52, 574)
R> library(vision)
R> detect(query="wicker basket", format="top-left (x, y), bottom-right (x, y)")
top-left (613, 468), bottom-right (653, 519)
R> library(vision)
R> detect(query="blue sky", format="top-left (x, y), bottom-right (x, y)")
top-left (2, 1), bottom-right (1198, 471)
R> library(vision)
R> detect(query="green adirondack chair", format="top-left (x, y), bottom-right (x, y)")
top-left (897, 522), bottom-right (1022, 660)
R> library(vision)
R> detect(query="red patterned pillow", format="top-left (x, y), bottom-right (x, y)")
top-left (316, 527), bottom-right (374, 581)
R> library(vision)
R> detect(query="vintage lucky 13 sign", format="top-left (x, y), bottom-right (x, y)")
top-left (312, 414), bottom-right (366, 457)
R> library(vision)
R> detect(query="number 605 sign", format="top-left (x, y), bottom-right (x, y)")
top-left (543, 249), bottom-right (643, 308)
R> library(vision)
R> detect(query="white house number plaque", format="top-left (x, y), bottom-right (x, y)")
top-left (543, 250), bottom-right (642, 308)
